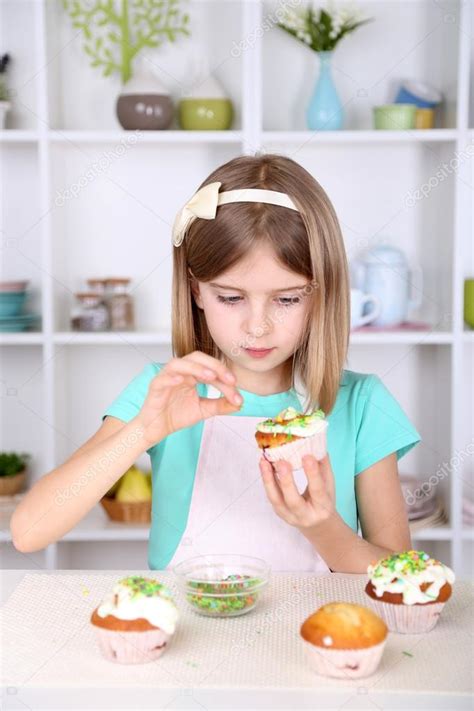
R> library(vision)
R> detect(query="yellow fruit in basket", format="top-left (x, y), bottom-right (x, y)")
top-left (116, 467), bottom-right (152, 503)
top-left (105, 476), bottom-right (123, 498)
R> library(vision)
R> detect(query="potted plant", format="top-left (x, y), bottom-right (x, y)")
top-left (0, 53), bottom-right (11, 129)
top-left (62, 0), bottom-right (191, 130)
top-left (277, 3), bottom-right (373, 130)
top-left (0, 451), bottom-right (30, 496)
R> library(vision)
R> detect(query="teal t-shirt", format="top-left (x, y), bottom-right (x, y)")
top-left (102, 363), bottom-right (421, 570)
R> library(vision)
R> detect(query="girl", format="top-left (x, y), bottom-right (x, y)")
top-left (11, 153), bottom-right (421, 573)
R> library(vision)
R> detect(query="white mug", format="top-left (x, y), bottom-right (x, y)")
top-left (350, 289), bottom-right (381, 329)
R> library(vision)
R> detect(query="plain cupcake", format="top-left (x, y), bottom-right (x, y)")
top-left (300, 601), bottom-right (388, 679)
top-left (90, 575), bottom-right (179, 664)
top-left (364, 549), bottom-right (455, 633)
top-left (255, 405), bottom-right (328, 469)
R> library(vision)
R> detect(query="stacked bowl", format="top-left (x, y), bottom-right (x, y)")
top-left (0, 281), bottom-right (39, 331)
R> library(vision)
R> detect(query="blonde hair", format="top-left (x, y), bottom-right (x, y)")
top-left (171, 153), bottom-right (350, 414)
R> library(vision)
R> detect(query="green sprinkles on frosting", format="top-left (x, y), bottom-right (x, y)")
top-left (259, 407), bottom-right (325, 433)
top-left (372, 550), bottom-right (437, 578)
top-left (118, 575), bottom-right (174, 600)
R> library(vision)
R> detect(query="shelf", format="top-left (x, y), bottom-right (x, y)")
top-left (1, 129), bottom-right (459, 146)
top-left (262, 129), bottom-right (459, 145)
top-left (62, 505), bottom-right (150, 541)
top-left (0, 506), bottom-right (454, 545)
top-left (0, 0), bottom-right (472, 574)
top-left (53, 330), bottom-right (171, 345)
top-left (350, 331), bottom-right (453, 345)
top-left (0, 504), bottom-right (149, 544)
top-left (53, 330), bottom-right (456, 346)
top-left (0, 330), bottom-right (457, 346)
top-left (410, 525), bottom-right (453, 541)
top-left (0, 130), bottom-right (40, 143)
top-left (47, 130), bottom-right (244, 144)
top-left (0, 333), bottom-right (44, 345)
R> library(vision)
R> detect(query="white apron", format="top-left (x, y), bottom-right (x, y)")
top-left (165, 384), bottom-right (330, 573)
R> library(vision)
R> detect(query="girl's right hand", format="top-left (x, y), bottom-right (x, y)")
top-left (135, 352), bottom-right (243, 447)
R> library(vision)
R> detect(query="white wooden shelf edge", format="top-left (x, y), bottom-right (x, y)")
top-left (47, 129), bottom-right (244, 144)
top-left (262, 129), bottom-right (460, 143)
top-left (0, 331), bottom-right (456, 346)
top-left (0, 128), bottom-right (464, 145)
top-left (1, 524), bottom-right (460, 544)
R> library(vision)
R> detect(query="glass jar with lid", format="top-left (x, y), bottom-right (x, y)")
top-left (86, 278), bottom-right (108, 297)
top-left (105, 278), bottom-right (135, 331)
top-left (70, 292), bottom-right (110, 332)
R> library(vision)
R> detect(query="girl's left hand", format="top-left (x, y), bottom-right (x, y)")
top-left (259, 453), bottom-right (336, 530)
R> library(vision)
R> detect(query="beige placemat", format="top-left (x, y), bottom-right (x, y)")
top-left (1, 572), bottom-right (473, 694)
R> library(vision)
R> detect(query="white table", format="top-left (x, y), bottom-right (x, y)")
top-left (1, 570), bottom-right (472, 710)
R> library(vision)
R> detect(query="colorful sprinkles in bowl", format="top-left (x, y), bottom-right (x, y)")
top-left (185, 574), bottom-right (264, 616)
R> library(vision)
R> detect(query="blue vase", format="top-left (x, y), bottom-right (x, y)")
top-left (306, 51), bottom-right (344, 131)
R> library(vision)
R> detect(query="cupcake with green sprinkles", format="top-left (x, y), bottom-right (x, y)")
top-left (255, 406), bottom-right (328, 469)
top-left (90, 575), bottom-right (179, 663)
top-left (185, 574), bottom-right (264, 617)
top-left (364, 550), bottom-right (455, 633)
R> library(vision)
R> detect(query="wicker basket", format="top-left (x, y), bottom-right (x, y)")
top-left (0, 470), bottom-right (26, 496)
top-left (100, 496), bottom-right (151, 523)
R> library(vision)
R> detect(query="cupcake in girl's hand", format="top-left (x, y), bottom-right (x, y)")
top-left (255, 406), bottom-right (328, 469)
top-left (364, 550), bottom-right (455, 634)
top-left (300, 602), bottom-right (388, 679)
top-left (90, 575), bottom-right (179, 664)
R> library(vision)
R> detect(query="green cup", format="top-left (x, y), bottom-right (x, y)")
top-left (373, 104), bottom-right (416, 130)
top-left (464, 278), bottom-right (474, 329)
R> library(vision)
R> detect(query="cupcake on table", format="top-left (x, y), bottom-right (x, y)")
top-left (90, 575), bottom-right (179, 664)
top-left (300, 602), bottom-right (388, 679)
top-left (364, 549), bottom-right (455, 633)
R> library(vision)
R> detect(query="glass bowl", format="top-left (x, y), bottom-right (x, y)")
top-left (173, 554), bottom-right (270, 617)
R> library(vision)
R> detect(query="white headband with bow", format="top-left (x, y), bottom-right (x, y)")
top-left (171, 181), bottom-right (300, 247)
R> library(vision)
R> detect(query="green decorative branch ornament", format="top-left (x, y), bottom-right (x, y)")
top-left (62, 0), bottom-right (191, 84)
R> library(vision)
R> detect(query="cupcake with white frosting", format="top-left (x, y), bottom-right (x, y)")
top-left (364, 550), bottom-right (455, 633)
top-left (255, 406), bottom-right (328, 469)
top-left (90, 575), bottom-right (179, 663)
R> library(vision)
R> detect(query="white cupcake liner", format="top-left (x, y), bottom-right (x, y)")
top-left (364, 595), bottom-right (445, 634)
top-left (262, 422), bottom-right (328, 469)
top-left (93, 626), bottom-right (171, 664)
top-left (302, 637), bottom-right (387, 679)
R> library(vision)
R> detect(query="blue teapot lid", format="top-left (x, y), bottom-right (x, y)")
top-left (364, 245), bottom-right (407, 265)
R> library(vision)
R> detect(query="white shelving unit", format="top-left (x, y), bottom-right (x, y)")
top-left (0, 0), bottom-right (472, 575)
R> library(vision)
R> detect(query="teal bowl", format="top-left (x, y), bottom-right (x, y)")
top-left (0, 291), bottom-right (27, 317)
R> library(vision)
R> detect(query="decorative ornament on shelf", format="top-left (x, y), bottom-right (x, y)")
top-left (62, 0), bottom-right (191, 130)
top-left (277, 3), bottom-right (373, 131)
top-left (178, 53), bottom-right (234, 131)
top-left (0, 452), bottom-right (31, 496)
top-left (116, 57), bottom-right (174, 130)
top-left (0, 53), bottom-right (11, 129)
